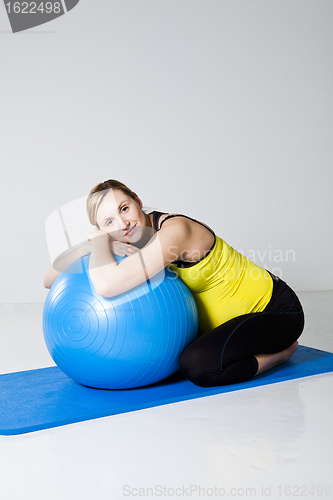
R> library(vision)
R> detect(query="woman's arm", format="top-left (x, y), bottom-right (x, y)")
top-left (88, 220), bottom-right (191, 298)
top-left (43, 240), bottom-right (92, 289)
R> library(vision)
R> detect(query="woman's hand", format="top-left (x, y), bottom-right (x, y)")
top-left (87, 229), bottom-right (138, 256)
top-left (110, 240), bottom-right (140, 257)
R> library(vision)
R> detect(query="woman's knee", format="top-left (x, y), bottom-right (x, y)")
top-left (179, 345), bottom-right (200, 376)
top-left (179, 345), bottom-right (210, 386)
top-left (289, 306), bottom-right (305, 343)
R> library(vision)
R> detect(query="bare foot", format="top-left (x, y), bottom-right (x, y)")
top-left (254, 341), bottom-right (299, 376)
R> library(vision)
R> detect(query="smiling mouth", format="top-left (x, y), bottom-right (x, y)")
top-left (125, 224), bottom-right (136, 237)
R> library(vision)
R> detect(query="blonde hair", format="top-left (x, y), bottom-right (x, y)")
top-left (86, 179), bottom-right (150, 229)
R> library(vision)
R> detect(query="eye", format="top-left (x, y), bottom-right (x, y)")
top-left (105, 219), bottom-right (113, 226)
top-left (105, 205), bottom-right (129, 226)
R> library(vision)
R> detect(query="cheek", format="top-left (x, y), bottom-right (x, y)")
top-left (117, 233), bottom-right (126, 240)
top-left (107, 227), bottom-right (123, 239)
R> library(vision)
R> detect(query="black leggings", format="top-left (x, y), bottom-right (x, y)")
top-left (179, 271), bottom-right (305, 387)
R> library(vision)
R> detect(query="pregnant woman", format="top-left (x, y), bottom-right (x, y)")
top-left (43, 179), bottom-right (304, 387)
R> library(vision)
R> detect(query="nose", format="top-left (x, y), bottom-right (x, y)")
top-left (119, 217), bottom-right (130, 232)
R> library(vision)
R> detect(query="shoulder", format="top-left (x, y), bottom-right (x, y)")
top-left (156, 213), bottom-right (193, 232)
top-left (156, 214), bottom-right (192, 247)
top-left (149, 213), bottom-right (192, 257)
top-left (156, 212), bottom-right (215, 237)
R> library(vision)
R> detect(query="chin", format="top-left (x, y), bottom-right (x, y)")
top-left (128, 234), bottom-right (142, 244)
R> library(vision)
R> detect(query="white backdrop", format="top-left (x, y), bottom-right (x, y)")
top-left (0, 0), bottom-right (332, 303)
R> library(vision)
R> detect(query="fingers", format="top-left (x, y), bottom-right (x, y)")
top-left (110, 241), bottom-right (139, 257)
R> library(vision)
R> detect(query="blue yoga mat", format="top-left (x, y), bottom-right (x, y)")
top-left (1, 345), bottom-right (333, 435)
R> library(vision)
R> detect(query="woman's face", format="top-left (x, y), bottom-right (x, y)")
top-left (96, 189), bottom-right (148, 243)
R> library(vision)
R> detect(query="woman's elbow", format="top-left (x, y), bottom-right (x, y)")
top-left (43, 267), bottom-right (61, 290)
top-left (43, 273), bottom-right (51, 289)
top-left (95, 284), bottom-right (117, 298)
top-left (89, 271), bottom-right (119, 298)
top-left (43, 275), bottom-right (53, 289)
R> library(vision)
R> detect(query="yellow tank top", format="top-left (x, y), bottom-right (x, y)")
top-left (158, 214), bottom-right (274, 337)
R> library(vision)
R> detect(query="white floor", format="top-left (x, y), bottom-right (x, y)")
top-left (0, 291), bottom-right (332, 500)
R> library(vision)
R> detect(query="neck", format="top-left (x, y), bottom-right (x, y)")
top-left (133, 213), bottom-right (154, 249)
top-left (145, 212), bottom-right (152, 228)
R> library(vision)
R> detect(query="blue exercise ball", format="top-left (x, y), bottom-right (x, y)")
top-left (43, 254), bottom-right (198, 389)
